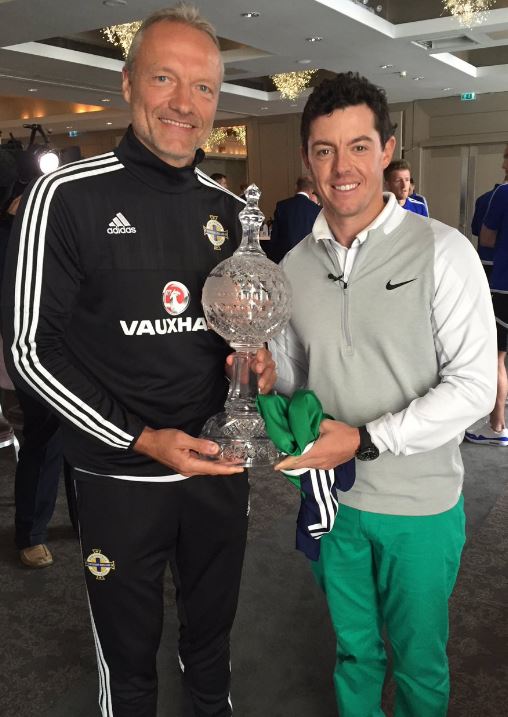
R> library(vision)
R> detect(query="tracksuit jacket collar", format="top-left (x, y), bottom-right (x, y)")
top-left (115, 125), bottom-right (205, 194)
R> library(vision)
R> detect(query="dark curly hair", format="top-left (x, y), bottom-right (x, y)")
top-left (301, 72), bottom-right (396, 153)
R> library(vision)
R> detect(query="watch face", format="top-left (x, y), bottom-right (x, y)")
top-left (357, 446), bottom-right (379, 461)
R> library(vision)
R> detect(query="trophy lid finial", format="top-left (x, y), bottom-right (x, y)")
top-left (244, 184), bottom-right (260, 204)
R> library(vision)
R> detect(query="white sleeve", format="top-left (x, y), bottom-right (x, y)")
top-left (269, 320), bottom-right (308, 397)
top-left (367, 221), bottom-right (497, 455)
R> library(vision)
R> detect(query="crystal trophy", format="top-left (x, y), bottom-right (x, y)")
top-left (201, 184), bottom-right (292, 467)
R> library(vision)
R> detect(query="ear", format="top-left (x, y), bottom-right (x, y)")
top-left (382, 135), bottom-right (396, 169)
top-left (122, 68), bottom-right (132, 105)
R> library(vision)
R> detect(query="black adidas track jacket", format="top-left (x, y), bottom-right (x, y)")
top-left (2, 126), bottom-right (243, 479)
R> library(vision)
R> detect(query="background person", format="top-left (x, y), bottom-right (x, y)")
top-left (0, 164), bottom-right (63, 569)
top-left (270, 71), bottom-right (496, 717)
top-left (2, 5), bottom-right (275, 716)
top-left (466, 180), bottom-right (508, 447)
top-left (210, 171), bottom-right (228, 188)
top-left (470, 144), bottom-right (508, 281)
top-left (265, 175), bottom-right (321, 263)
top-left (409, 175), bottom-right (429, 215)
top-left (384, 158), bottom-right (429, 216)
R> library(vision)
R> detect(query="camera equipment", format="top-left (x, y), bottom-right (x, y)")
top-left (0, 123), bottom-right (61, 213)
top-left (19, 124), bottom-right (60, 179)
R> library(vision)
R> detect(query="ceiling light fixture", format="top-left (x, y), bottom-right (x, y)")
top-left (101, 98), bottom-right (111, 103)
top-left (305, 36), bottom-right (323, 43)
top-left (102, 21), bottom-right (142, 58)
top-left (270, 70), bottom-right (317, 100)
top-left (380, 64), bottom-right (393, 69)
top-left (203, 125), bottom-right (247, 153)
top-left (28, 88), bottom-right (38, 92)
top-left (106, 122), bottom-right (113, 125)
top-left (241, 11), bottom-right (260, 18)
top-left (413, 76), bottom-right (425, 81)
top-left (353, 0), bottom-right (383, 12)
top-left (442, 0), bottom-right (495, 28)
top-left (103, 0), bottom-right (127, 6)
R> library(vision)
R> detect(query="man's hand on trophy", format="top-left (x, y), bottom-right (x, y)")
top-left (133, 427), bottom-right (245, 476)
top-left (275, 419), bottom-right (360, 471)
top-left (225, 347), bottom-right (277, 394)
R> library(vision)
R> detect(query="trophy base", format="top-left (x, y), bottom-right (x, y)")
top-left (200, 411), bottom-right (281, 468)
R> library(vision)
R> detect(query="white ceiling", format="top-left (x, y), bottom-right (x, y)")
top-left (1, 0), bottom-right (508, 138)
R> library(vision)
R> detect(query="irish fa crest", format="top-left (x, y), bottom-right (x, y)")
top-left (203, 215), bottom-right (228, 250)
top-left (85, 549), bottom-right (116, 581)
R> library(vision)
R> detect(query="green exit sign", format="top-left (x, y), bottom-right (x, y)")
top-left (461, 92), bottom-right (476, 101)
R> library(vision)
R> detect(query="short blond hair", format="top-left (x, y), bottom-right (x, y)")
top-left (125, 3), bottom-right (223, 78)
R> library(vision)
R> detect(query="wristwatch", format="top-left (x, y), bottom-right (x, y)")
top-left (355, 425), bottom-right (380, 461)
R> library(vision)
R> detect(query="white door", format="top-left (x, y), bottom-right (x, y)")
top-left (421, 142), bottom-right (506, 242)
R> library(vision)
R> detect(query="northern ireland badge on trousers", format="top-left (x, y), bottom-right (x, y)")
top-left (85, 549), bottom-right (116, 581)
top-left (203, 215), bottom-right (228, 250)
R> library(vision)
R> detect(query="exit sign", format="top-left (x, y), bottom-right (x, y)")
top-left (461, 92), bottom-right (476, 101)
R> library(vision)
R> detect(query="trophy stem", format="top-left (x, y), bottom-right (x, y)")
top-left (225, 349), bottom-right (262, 414)
top-left (199, 345), bottom-right (281, 467)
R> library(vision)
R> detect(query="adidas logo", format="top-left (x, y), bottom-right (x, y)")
top-left (107, 212), bottom-right (137, 234)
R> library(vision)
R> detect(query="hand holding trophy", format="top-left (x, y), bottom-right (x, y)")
top-left (201, 184), bottom-right (292, 467)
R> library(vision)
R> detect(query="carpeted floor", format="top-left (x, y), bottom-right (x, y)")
top-left (0, 439), bottom-right (506, 717)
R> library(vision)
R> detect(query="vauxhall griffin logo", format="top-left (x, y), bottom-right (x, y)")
top-left (162, 281), bottom-right (190, 316)
top-left (119, 280), bottom-right (208, 336)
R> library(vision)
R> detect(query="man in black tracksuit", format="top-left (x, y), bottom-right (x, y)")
top-left (1, 6), bottom-right (275, 717)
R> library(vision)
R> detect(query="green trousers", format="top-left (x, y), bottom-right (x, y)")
top-left (312, 497), bottom-right (465, 717)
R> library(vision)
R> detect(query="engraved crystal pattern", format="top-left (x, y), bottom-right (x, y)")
top-left (201, 184), bottom-right (292, 466)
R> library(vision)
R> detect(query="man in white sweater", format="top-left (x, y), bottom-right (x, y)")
top-left (270, 71), bottom-right (496, 717)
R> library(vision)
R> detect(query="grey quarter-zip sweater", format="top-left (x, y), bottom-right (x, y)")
top-left (270, 194), bottom-right (496, 516)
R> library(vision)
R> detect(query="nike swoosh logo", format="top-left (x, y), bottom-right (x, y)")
top-left (386, 278), bottom-right (417, 291)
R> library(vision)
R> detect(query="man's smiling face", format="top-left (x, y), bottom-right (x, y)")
top-left (303, 103), bottom-right (395, 238)
top-left (122, 21), bottom-right (222, 167)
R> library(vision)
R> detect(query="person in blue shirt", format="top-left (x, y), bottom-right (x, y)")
top-left (384, 159), bottom-right (429, 217)
top-left (409, 176), bottom-right (429, 215)
top-left (466, 179), bottom-right (508, 447)
top-left (470, 144), bottom-right (508, 281)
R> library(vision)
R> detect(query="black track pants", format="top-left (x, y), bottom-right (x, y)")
top-left (75, 472), bottom-right (249, 717)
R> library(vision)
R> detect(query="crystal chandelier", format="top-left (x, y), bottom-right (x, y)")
top-left (102, 22), bottom-right (142, 58)
top-left (203, 126), bottom-right (247, 153)
top-left (270, 70), bottom-right (317, 101)
top-left (204, 127), bottom-right (228, 151)
top-left (442, 0), bottom-right (496, 27)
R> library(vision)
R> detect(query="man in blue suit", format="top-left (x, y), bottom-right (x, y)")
top-left (265, 176), bottom-right (321, 263)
